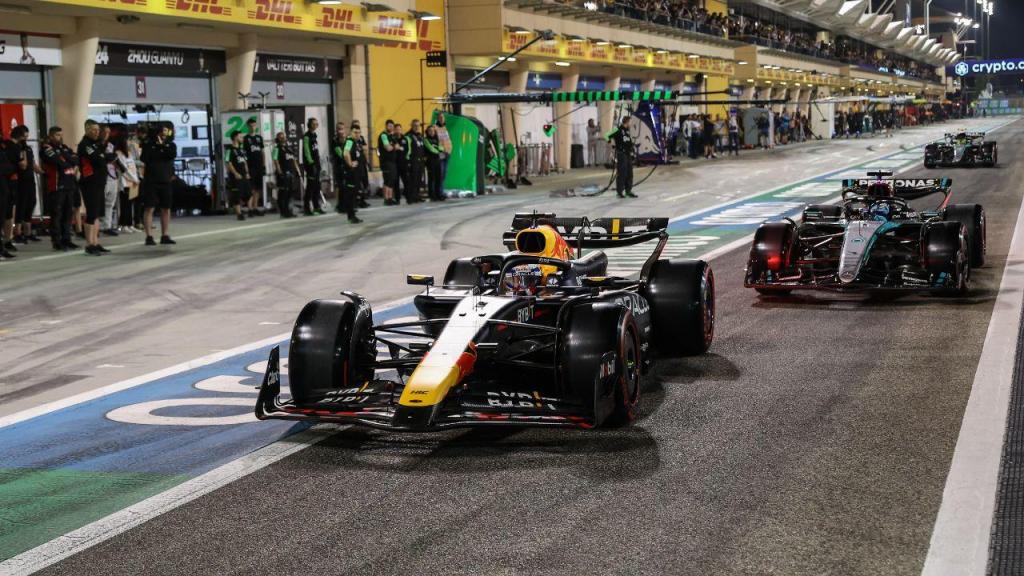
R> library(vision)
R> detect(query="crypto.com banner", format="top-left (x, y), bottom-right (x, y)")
top-left (949, 58), bottom-right (1024, 77)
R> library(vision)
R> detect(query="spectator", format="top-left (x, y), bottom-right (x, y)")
top-left (0, 134), bottom-right (15, 258)
top-left (727, 112), bottom-right (740, 156)
top-left (114, 136), bottom-right (140, 234)
top-left (140, 124), bottom-right (177, 245)
top-left (100, 125), bottom-right (121, 237)
top-left (243, 118), bottom-right (266, 217)
top-left (424, 124), bottom-right (444, 202)
top-left (756, 112), bottom-right (770, 149)
top-left (586, 118), bottom-right (601, 166)
top-left (350, 119), bottom-right (370, 208)
top-left (338, 125), bottom-right (363, 224)
top-left (434, 113), bottom-right (452, 190)
top-left (702, 114), bottom-right (716, 159)
top-left (393, 122), bottom-right (408, 202)
top-left (330, 121), bottom-right (348, 215)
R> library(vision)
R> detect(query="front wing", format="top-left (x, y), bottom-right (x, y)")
top-left (254, 347), bottom-right (595, 431)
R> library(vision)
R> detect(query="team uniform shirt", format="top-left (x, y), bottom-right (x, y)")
top-left (16, 142), bottom-right (36, 192)
top-left (41, 143), bottom-right (77, 192)
top-left (243, 133), bottom-right (265, 178)
top-left (273, 142), bottom-right (298, 176)
top-left (225, 144), bottom-right (249, 184)
top-left (377, 132), bottom-right (397, 166)
top-left (76, 136), bottom-right (108, 185)
top-left (607, 128), bottom-right (634, 160)
top-left (404, 132), bottom-right (425, 164)
top-left (343, 137), bottom-right (362, 177)
top-left (331, 135), bottom-right (348, 175)
top-left (301, 132), bottom-right (320, 171)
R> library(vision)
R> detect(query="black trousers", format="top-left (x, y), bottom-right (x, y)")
top-left (615, 156), bottom-right (633, 196)
top-left (403, 160), bottom-right (423, 202)
top-left (339, 171), bottom-right (357, 219)
top-left (426, 158), bottom-right (442, 200)
top-left (49, 187), bottom-right (73, 246)
top-left (303, 166), bottom-right (322, 213)
top-left (118, 188), bottom-right (137, 227)
top-left (276, 173), bottom-right (296, 216)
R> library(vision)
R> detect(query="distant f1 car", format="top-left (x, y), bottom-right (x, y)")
top-left (744, 171), bottom-right (985, 295)
top-left (924, 131), bottom-right (997, 168)
top-left (256, 213), bottom-right (715, 431)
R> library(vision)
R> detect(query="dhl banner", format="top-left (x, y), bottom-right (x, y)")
top-left (503, 31), bottom-right (735, 76)
top-left (39, 0), bottom-right (417, 44)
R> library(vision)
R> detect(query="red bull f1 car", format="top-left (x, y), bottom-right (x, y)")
top-left (256, 213), bottom-right (715, 431)
top-left (744, 172), bottom-right (985, 295)
top-left (924, 131), bottom-right (997, 168)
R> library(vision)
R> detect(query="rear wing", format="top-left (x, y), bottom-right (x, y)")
top-left (841, 177), bottom-right (952, 200)
top-left (502, 213), bottom-right (669, 251)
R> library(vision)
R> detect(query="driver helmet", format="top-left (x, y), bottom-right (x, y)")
top-left (867, 182), bottom-right (893, 198)
top-left (867, 201), bottom-right (891, 221)
top-left (505, 264), bottom-right (544, 296)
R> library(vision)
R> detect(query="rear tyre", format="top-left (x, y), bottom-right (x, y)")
top-left (745, 221), bottom-right (796, 293)
top-left (561, 303), bottom-right (639, 427)
top-left (944, 204), bottom-right (986, 267)
top-left (924, 222), bottom-right (970, 297)
top-left (288, 294), bottom-right (376, 405)
top-left (643, 259), bottom-right (715, 356)
top-left (985, 144), bottom-right (998, 167)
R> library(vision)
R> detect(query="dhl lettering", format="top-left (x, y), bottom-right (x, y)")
top-left (249, 0), bottom-right (302, 25)
top-left (372, 16), bottom-right (411, 37)
top-left (167, 0), bottom-right (228, 14)
top-left (316, 7), bottom-right (361, 32)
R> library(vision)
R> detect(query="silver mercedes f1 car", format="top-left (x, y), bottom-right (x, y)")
top-left (745, 171), bottom-right (985, 295)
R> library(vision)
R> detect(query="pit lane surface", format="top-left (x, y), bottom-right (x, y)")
top-left (5, 118), bottom-right (1021, 575)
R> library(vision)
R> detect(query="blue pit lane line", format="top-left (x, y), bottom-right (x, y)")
top-left (0, 117), bottom-right (1014, 563)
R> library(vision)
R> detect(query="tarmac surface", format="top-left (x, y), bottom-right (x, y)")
top-left (2, 117), bottom-right (1021, 575)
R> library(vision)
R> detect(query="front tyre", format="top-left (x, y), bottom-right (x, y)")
top-left (944, 204), bottom-right (986, 267)
top-left (643, 259), bottom-right (715, 356)
top-left (924, 222), bottom-right (971, 297)
top-left (288, 294), bottom-right (376, 405)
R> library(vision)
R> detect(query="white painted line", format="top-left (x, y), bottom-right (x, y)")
top-left (921, 171), bottom-right (1024, 575)
top-left (258, 321), bottom-right (281, 326)
top-left (0, 425), bottom-right (342, 576)
top-left (0, 295), bottom-right (414, 430)
top-left (663, 190), bottom-right (703, 202)
top-left (95, 364), bottom-right (125, 369)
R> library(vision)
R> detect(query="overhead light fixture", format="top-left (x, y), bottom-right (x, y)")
top-left (565, 34), bottom-right (585, 42)
top-left (177, 23), bottom-right (214, 31)
top-left (508, 26), bottom-right (531, 35)
top-left (554, 61), bottom-right (570, 67)
top-left (688, 54), bottom-right (700, 59)
top-left (498, 56), bottom-right (517, 62)
top-left (617, 43), bottom-right (632, 48)
top-left (409, 9), bottom-right (440, 20)
top-left (595, 40), bottom-right (610, 46)
top-left (116, 14), bottom-right (141, 24)
top-left (656, 49), bottom-right (668, 54)
top-left (315, 0), bottom-right (343, 4)
top-left (361, 2), bottom-right (395, 12)
top-left (746, 79), bottom-right (754, 83)
top-left (738, 60), bottom-right (748, 65)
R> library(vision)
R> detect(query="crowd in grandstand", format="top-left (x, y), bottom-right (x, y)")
top-left (587, 0), bottom-right (940, 82)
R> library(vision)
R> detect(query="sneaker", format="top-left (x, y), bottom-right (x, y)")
top-left (64, 240), bottom-right (80, 250)
top-left (84, 245), bottom-right (101, 256)
top-left (0, 249), bottom-right (15, 259)
top-left (52, 243), bottom-right (65, 252)
top-left (95, 244), bottom-right (111, 253)
top-left (313, 209), bottom-right (325, 215)
top-left (625, 191), bottom-right (639, 198)
top-left (13, 235), bottom-right (26, 244)
top-left (237, 213), bottom-right (246, 221)
top-left (102, 228), bottom-right (119, 237)
top-left (358, 201), bottom-right (370, 209)
top-left (303, 210), bottom-right (314, 216)
top-left (27, 234), bottom-right (41, 242)
top-left (132, 226), bottom-right (145, 233)
top-left (145, 236), bottom-right (157, 246)
top-left (255, 209), bottom-right (266, 217)
top-left (160, 236), bottom-right (176, 245)
top-left (348, 216), bottom-right (364, 224)
top-left (4, 241), bottom-right (16, 252)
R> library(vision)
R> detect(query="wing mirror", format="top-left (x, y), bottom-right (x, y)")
top-left (407, 274), bottom-right (434, 286)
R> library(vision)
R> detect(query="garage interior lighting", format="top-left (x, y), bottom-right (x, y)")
top-left (688, 54), bottom-right (700, 59)
top-left (314, 0), bottom-right (343, 5)
top-left (361, 2), bottom-right (395, 11)
top-left (554, 61), bottom-right (570, 67)
top-left (737, 60), bottom-right (748, 65)
top-left (508, 26), bottom-right (532, 35)
top-left (617, 43), bottom-right (632, 48)
top-left (594, 40), bottom-right (610, 46)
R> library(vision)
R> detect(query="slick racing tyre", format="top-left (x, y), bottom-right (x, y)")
top-left (288, 294), bottom-right (376, 405)
top-left (746, 222), bottom-right (796, 296)
top-left (643, 259), bottom-right (715, 356)
top-left (985, 144), bottom-right (998, 167)
top-left (944, 204), bottom-right (986, 267)
top-left (561, 302), bottom-right (640, 427)
top-left (924, 221), bottom-right (970, 296)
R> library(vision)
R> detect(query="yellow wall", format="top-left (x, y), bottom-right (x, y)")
top-left (705, 0), bottom-right (728, 16)
top-left (368, 0), bottom-right (448, 141)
